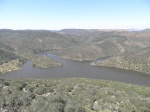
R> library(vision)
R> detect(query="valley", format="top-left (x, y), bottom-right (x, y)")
top-left (0, 29), bottom-right (150, 74)
top-left (0, 29), bottom-right (150, 111)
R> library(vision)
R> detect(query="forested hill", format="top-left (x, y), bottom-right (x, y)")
top-left (0, 29), bottom-right (150, 74)
top-left (0, 29), bottom-right (79, 52)
top-left (0, 43), bottom-right (24, 65)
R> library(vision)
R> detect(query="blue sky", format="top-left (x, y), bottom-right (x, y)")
top-left (0, 0), bottom-right (150, 30)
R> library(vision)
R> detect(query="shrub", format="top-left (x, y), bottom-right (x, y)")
top-left (33, 87), bottom-right (46, 95)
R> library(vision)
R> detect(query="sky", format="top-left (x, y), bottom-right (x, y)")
top-left (0, 0), bottom-right (150, 30)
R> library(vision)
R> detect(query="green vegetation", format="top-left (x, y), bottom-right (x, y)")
top-left (0, 29), bottom-right (78, 52)
top-left (0, 78), bottom-right (150, 112)
top-left (0, 29), bottom-right (150, 61)
top-left (1, 29), bottom-right (150, 112)
top-left (92, 48), bottom-right (150, 74)
top-left (0, 29), bottom-right (150, 74)
top-left (0, 43), bottom-right (25, 73)
top-left (50, 39), bottom-right (121, 61)
top-left (0, 43), bottom-right (24, 65)
top-left (15, 51), bottom-right (61, 68)
top-left (0, 59), bottom-right (22, 73)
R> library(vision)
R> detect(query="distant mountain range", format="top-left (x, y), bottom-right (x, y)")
top-left (128, 28), bottom-right (142, 31)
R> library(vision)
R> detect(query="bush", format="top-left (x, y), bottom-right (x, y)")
top-left (65, 105), bottom-right (85, 112)
top-left (23, 97), bottom-right (32, 106)
top-left (25, 85), bottom-right (35, 92)
top-left (46, 87), bottom-right (54, 93)
top-left (3, 81), bottom-right (10, 86)
top-left (33, 87), bottom-right (46, 95)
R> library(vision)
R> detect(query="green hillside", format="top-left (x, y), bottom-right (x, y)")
top-left (1, 29), bottom-right (150, 74)
top-left (92, 47), bottom-right (150, 74)
top-left (0, 78), bottom-right (150, 112)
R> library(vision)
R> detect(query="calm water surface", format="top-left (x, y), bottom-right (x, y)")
top-left (1, 53), bottom-right (150, 87)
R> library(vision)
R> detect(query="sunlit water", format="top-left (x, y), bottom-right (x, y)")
top-left (0, 53), bottom-right (150, 87)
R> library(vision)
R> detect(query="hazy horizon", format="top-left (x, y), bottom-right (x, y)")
top-left (0, 27), bottom-right (148, 30)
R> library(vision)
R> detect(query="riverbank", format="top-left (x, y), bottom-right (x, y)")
top-left (0, 60), bottom-right (22, 73)
top-left (15, 51), bottom-right (62, 68)
top-left (92, 55), bottom-right (150, 74)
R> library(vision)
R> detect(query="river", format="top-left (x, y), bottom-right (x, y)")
top-left (0, 53), bottom-right (150, 87)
